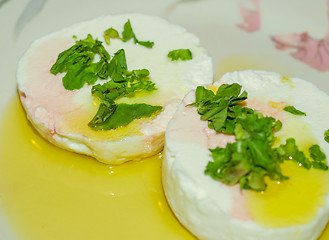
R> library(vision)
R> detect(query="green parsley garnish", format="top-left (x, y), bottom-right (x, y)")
top-left (122, 20), bottom-right (154, 48)
top-left (88, 103), bottom-right (162, 130)
top-left (309, 144), bottom-right (329, 170)
top-left (50, 34), bottom-right (111, 90)
top-left (190, 84), bottom-right (328, 191)
top-left (168, 49), bottom-right (193, 61)
top-left (103, 27), bottom-right (120, 45)
top-left (103, 20), bottom-right (154, 48)
top-left (275, 138), bottom-right (312, 169)
top-left (205, 113), bottom-right (288, 191)
top-left (50, 32), bottom-right (161, 131)
top-left (188, 84), bottom-right (248, 134)
top-left (88, 52), bottom-right (162, 130)
top-left (324, 129), bottom-right (329, 143)
top-left (283, 106), bottom-right (306, 116)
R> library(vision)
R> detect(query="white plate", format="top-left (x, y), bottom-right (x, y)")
top-left (1, 0), bottom-right (329, 239)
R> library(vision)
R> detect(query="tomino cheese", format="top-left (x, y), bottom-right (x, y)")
top-left (163, 70), bottom-right (329, 240)
top-left (17, 14), bottom-right (213, 164)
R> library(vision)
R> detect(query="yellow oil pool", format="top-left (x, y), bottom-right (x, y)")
top-left (246, 112), bottom-right (329, 233)
top-left (246, 160), bottom-right (329, 228)
top-left (0, 96), bottom-right (195, 240)
top-left (1, 95), bottom-right (329, 240)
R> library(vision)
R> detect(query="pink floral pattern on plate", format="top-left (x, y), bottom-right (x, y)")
top-left (271, 31), bottom-right (329, 72)
top-left (237, 0), bottom-right (261, 33)
top-left (237, 0), bottom-right (329, 72)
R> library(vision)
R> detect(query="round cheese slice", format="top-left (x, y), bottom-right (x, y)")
top-left (17, 14), bottom-right (213, 164)
top-left (163, 70), bottom-right (329, 240)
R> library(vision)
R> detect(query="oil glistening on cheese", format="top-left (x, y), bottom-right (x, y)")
top-left (246, 114), bottom-right (329, 232)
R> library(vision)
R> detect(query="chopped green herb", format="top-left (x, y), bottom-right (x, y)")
top-left (312, 161), bottom-right (329, 170)
top-left (325, 129), bottom-right (329, 143)
top-left (275, 138), bottom-right (312, 169)
top-left (91, 62), bottom-right (156, 104)
top-left (50, 34), bottom-right (111, 90)
top-left (122, 20), bottom-right (135, 42)
top-left (188, 84), bottom-right (248, 134)
top-left (122, 20), bottom-right (154, 48)
top-left (50, 32), bottom-right (161, 131)
top-left (190, 83), bottom-right (328, 191)
top-left (89, 48), bottom-right (161, 130)
top-left (206, 113), bottom-right (288, 191)
top-left (88, 103), bottom-right (162, 130)
top-left (309, 144), bottom-right (326, 161)
top-left (107, 49), bottom-right (128, 82)
top-left (283, 106), bottom-right (306, 116)
top-left (309, 145), bottom-right (328, 170)
top-left (103, 27), bottom-right (121, 45)
top-left (102, 19), bottom-right (154, 48)
top-left (168, 49), bottom-right (193, 61)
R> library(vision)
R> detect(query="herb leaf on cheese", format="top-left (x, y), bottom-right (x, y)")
top-left (103, 27), bottom-right (121, 45)
top-left (88, 103), bottom-right (162, 130)
top-left (122, 20), bottom-right (135, 42)
top-left (275, 138), bottom-right (312, 169)
top-left (325, 129), bottom-right (329, 143)
top-left (205, 111), bottom-right (287, 191)
top-left (168, 49), bottom-right (193, 61)
top-left (91, 67), bottom-right (156, 103)
top-left (309, 145), bottom-right (329, 170)
top-left (191, 83), bottom-right (328, 191)
top-left (107, 49), bottom-right (128, 82)
top-left (89, 49), bottom-right (161, 130)
top-left (50, 34), bottom-right (111, 90)
top-left (122, 20), bottom-right (154, 48)
top-left (103, 20), bottom-right (154, 48)
top-left (188, 84), bottom-right (248, 134)
top-left (51, 32), bottom-right (161, 131)
top-left (283, 106), bottom-right (306, 116)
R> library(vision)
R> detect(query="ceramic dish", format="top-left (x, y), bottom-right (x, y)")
top-left (1, 0), bottom-right (329, 239)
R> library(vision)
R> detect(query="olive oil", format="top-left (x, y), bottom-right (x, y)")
top-left (246, 115), bottom-right (329, 231)
top-left (1, 95), bottom-right (328, 239)
top-left (0, 96), bottom-right (195, 240)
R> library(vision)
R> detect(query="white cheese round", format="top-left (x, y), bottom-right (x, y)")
top-left (17, 14), bottom-right (213, 164)
top-left (163, 70), bottom-right (329, 240)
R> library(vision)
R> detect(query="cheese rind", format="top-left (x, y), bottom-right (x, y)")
top-left (17, 14), bottom-right (213, 164)
top-left (162, 70), bottom-right (329, 240)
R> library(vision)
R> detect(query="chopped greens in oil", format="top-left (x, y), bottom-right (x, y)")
top-left (189, 84), bottom-right (328, 191)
